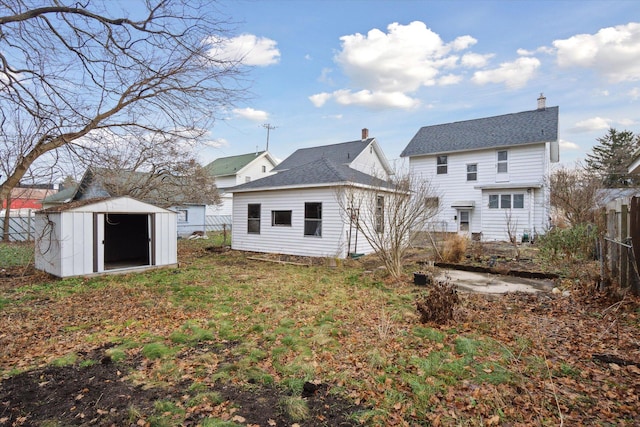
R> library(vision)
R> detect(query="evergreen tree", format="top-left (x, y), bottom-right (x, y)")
top-left (584, 128), bottom-right (639, 187)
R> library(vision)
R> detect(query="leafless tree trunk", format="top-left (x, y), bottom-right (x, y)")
top-left (336, 171), bottom-right (440, 281)
top-left (0, 1), bottom-right (245, 204)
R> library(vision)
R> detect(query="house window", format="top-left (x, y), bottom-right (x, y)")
top-left (177, 209), bottom-right (188, 223)
top-left (272, 210), bottom-right (292, 226)
top-left (304, 202), bottom-right (322, 236)
top-left (425, 197), bottom-right (439, 210)
top-left (248, 204), bottom-right (261, 234)
top-left (513, 194), bottom-right (524, 209)
top-left (437, 155), bottom-right (448, 174)
top-left (500, 194), bottom-right (511, 209)
top-left (262, 165), bottom-right (266, 173)
top-left (467, 164), bottom-right (477, 181)
top-left (497, 150), bottom-right (508, 173)
top-left (376, 196), bottom-right (384, 233)
top-left (489, 193), bottom-right (525, 209)
top-left (245, 176), bottom-right (251, 183)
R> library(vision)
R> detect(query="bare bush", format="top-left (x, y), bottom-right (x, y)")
top-left (415, 278), bottom-right (460, 324)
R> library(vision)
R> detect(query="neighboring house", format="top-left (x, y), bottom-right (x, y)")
top-left (2, 186), bottom-right (56, 210)
top-left (227, 129), bottom-right (395, 259)
top-left (34, 196), bottom-right (177, 278)
top-left (41, 167), bottom-right (207, 238)
top-left (204, 151), bottom-right (279, 219)
top-left (400, 95), bottom-right (559, 241)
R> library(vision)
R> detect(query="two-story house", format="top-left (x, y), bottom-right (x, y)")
top-left (204, 151), bottom-right (279, 218)
top-left (400, 95), bottom-right (559, 241)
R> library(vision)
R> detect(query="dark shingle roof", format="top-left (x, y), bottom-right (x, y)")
top-left (228, 157), bottom-right (391, 193)
top-left (272, 138), bottom-right (374, 171)
top-left (400, 107), bottom-right (559, 157)
top-left (204, 152), bottom-right (266, 177)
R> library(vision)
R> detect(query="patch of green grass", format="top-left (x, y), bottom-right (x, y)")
top-left (0, 242), bottom-right (33, 267)
top-left (79, 359), bottom-right (97, 368)
top-left (169, 322), bottom-right (215, 345)
top-left (278, 396), bottom-right (309, 422)
top-left (50, 353), bottom-right (77, 367)
top-left (142, 342), bottom-right (173, 360)
top-left (200, 419), bottom-right (243, 427)
top-left (413, 326), bottom-right (445, 342)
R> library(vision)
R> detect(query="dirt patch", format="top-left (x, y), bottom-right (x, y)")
top-left (0, 347), bottom-right (361, 426)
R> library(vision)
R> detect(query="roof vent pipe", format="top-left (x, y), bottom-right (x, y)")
top-left (361, 128), bottom-right (369, 140)
top-left (537, 93), bottom-right (546, 110)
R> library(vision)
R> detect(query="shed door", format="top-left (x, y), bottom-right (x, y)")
top-left (99, 213), bottom-right (151, 271)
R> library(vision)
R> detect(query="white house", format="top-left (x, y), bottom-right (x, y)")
top-left (227, 129), bottom-right (395, 258)
top-left (34, 196), bottom-right (177, 278)
top-left (400, 96), bottom-right (559, 241)
top-left (204, 151), bottom-right (279, 218)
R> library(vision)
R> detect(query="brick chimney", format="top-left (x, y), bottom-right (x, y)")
top-left (361, 128), bottom-right (369, 140)
top-left (537, 93), bottom-right (546, 110)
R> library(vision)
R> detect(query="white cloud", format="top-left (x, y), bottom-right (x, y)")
top-left (311, 89), bottom-right (420, 110)
top-left (630, 87), bottom-right (640, 100)
top-left (559, 139), bottom-right (580, 150)
top-left (309, 92), bottom-right (333, 107)
top-left (233, 107), bottom-right (269, 122)
top-left (572, 116), bottom-right (611, 132)
top-left (461, 52), bottom-right (494, 68)
top-left (617, 118), bottom-right (636, 126)
top-left (206, 34), bottom-right (280, 66)
top-left (334, 21), bottom-right (476, 94)
top-left (437, 74), bottom-right (463, 85)
top-left (471, 57), bottom-right (540, 89)
top-left (201, 137), bottom-right (229, 148)
top-left (553, 22), bottom-right (640, 82)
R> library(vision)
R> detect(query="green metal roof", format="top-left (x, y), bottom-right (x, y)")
top-left (204, 151), bottom-right (265, 177)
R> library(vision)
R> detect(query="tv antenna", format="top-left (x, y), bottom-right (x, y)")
top-left (262, 123), bottom-right (277, 151)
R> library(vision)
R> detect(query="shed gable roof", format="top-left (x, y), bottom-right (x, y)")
top-left (400, 106), bottom-right (559, 157)
top-left (204, 151), bottom-right (270, 177)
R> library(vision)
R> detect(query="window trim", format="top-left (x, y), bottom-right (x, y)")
top-left (304, 202), bottom-right (322, 237)
top-left (375, 195), bottom-right (384, 233)
top-left (466, 163), bottom-right (477, 181)
top-left (271, 210), bottom-right (292, 227)
top-left (436, 155), bottom-right (448, 175)
top-left (247, 204), bottom-right (261, 234)
top-left (488, 193), bottom-right (525, 209)
top-left (497, 150), bottom-right (508, 174)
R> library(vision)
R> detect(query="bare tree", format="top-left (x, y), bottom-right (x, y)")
top-left (337, 171), bottom-right (440, 281)
top-left (0, 1), bottom-right (244, 209)
top-left (549, 164), bottom-right (602, 226)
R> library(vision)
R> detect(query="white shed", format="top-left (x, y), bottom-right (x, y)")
top-left (34, 196), bottom-right (177, 278)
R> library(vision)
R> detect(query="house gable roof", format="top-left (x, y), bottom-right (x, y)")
top-left (204, 151), bottom-right (275, 177)
top-left (272, 138), bottom-right (375, 172)
top-left (227, 157), bottom-right (392, 193)
top-left (400, 106), bottom-right (559, 157)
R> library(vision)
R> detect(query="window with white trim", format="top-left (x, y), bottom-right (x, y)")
top-left (437, 155), bottom-right (448, 174)
top-left (375, 196), bottom-right (384, 233)
top-left (272, 210), bottom-right (292, 226)
top-left (497, 150), bottom-right (508, 173)
top-left (467, 163), bottom-right (477, 181)
top-left (489, 193), bottom-right (525, 209)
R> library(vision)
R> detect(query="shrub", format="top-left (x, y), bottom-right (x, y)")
top-left (537, 223), bottom-right (598, 261)
top-left (415, 278), bottom-right (459, 324)
top-left (441, 234), bottom-right (468, 263)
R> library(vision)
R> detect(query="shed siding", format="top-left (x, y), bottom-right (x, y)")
top-left (232, 188), bottom-right (361, 258)
top-left (409, 143), bottom-right (549, 239)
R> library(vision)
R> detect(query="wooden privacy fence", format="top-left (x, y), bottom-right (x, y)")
top-left (602, 196), bottom-right (640, 295)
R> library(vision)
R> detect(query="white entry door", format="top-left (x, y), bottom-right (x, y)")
top-left (458, 210), bottom-right (471, 236)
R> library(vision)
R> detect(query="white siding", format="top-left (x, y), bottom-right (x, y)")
top-left (34, 212), bottom-right (63, 277)
top-left (409, 143), bottom-right (550, 240)
top-left (155, 212), bottom-right (178, 266)
top-left (237, 155), bottom-right (277, 184)
top-left (232, 187), bottom-right (376, 259)
top-left (351, 142), bottom-right (389, 178)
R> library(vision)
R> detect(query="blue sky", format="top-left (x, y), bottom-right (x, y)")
top-left (197, 0), bottom-right (640, 169)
